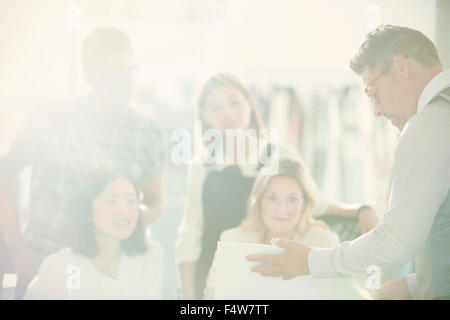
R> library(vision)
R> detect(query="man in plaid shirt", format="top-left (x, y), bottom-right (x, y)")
top-left (0, 28), bottom-right (164, 299)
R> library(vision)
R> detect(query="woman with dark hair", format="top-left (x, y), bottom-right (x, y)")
top-left (24, 172), bottom-right (163, 299)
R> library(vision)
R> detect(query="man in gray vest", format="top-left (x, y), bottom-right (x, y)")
top-left (248, 25), bottom-right (450, 299)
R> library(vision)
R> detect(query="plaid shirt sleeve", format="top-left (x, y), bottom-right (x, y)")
top-left (139, 117), bottom-right (165, 181)
top-left (0, 105), bottom-right (49, 176)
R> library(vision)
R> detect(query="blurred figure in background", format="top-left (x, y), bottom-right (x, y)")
top-left (24, 172), bottom-right (163, 299)
top-left (204, 158), bottom-right (340, 299)
top-left (175, 73), bottom-right (379, 299)
top-left (0, 27), bottom-right (164, 299)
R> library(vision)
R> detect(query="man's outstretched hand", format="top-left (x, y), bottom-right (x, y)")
top-left (246, 238), bottom-right (312, 280)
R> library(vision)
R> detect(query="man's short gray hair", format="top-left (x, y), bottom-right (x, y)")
top-left (350, 25), bottom-right (441, 74)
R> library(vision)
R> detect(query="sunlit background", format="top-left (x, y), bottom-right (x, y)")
top-left (1, 0), bottom-right (448, 298)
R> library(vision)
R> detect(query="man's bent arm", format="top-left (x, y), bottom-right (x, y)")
top-left (309, 104), bottom-right (450, 278)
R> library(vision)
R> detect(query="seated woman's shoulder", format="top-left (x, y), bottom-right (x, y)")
top-left (219, 226), bottom-right (261, 243)
top-left (43, 247), bottom-right (84, 266)
top-left (31, 247), bottom-right (87, 285)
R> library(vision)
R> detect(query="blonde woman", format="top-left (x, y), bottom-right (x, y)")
top-left (204, 158), bottom-right (339, 298)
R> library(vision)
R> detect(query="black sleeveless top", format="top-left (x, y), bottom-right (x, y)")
top-left (194, 144), bottom-right (275, 299)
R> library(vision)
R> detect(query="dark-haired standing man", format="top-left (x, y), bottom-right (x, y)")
top-left (0, 28), bottom-right (164, 299)
top-left (248, 25), bottom-right (450, 300)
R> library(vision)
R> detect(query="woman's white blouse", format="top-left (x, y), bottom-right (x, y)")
top-left (24, 238), bottom-right (164, 300)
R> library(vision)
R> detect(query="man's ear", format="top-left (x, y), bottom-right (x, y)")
top-left (392, 55), bottom-right (409, 80)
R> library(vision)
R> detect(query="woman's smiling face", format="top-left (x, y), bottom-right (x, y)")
top-left (91, 177), bottom-right (140, 240)
top-left (260, 176), bottom-right (305, 238)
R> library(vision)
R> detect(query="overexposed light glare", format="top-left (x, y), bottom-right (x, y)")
top-left (0, 0), bottom-right (436, 108)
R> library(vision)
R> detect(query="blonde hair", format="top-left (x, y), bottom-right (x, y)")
top-left (241, 158), bottom-right (324, 239)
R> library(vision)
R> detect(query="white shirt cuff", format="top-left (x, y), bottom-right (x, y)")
top-left (308, 248), bottom-right (337, 278)
top-left (406, 273), bottom-right (419, 300)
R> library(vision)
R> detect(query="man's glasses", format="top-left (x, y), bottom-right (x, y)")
top-left (364, 72), bottom-right (383, 105)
